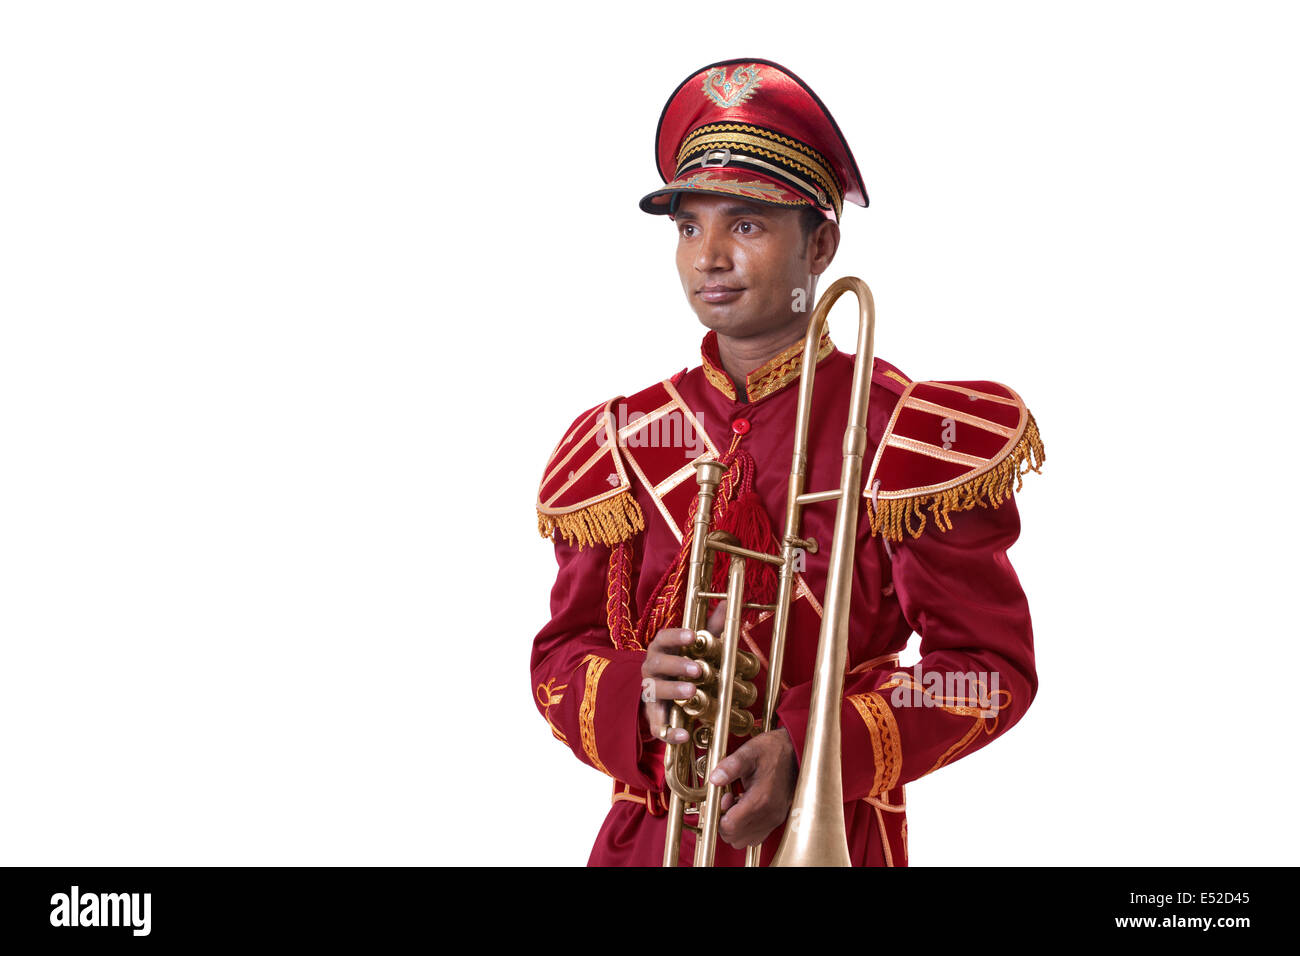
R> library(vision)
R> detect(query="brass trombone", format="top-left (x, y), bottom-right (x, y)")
top-left (661, 276), bottom-right (876, 868)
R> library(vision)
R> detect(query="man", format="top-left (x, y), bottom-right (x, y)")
top-left (532, 58), bottom-right (1045, 866)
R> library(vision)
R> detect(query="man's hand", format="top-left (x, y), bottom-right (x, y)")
top-left (640, 599), bottom-right (732, 745)
top-left (711, 727), bottom-right (797, 849)
top-left (640, 598), bottom-right (799, 849)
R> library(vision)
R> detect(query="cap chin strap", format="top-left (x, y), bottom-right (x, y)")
top-left (668, 192), bottom-right (681, 215)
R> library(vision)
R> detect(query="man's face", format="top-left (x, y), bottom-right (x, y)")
top-left (673, 193), bottom-right (824, 339)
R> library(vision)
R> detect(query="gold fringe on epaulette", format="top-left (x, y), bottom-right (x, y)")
top-left (868, 412), bottom-right (1046, 542)
top-left (537, 490), bottom-right (646, 550)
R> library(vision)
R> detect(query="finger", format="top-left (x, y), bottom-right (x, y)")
top-left (648, 715), bottom-right (690, 746)
top-left (705, 598), bottom-right (729, 638)
top-left (649, 627), bottom-right (697, 653)
top-left (718, 791), bottom-right (759, 848)
top-left (642, 676), bottom-right (697, 745)
top-left (642, 692), bottom-right (689, 746)
top-left (641, 682), bottom-right (686, 743)
top-left (643, 650), bottom-right (702, 681)
top-left (657, 726), bottom-right (690, 745)
top-left (646, 678), bottom-right (698, 703)
top-left (708, 736), bottom-right (759, 788)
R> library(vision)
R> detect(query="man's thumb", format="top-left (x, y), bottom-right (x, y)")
top-left (706, 598), bottom-right (730, 638)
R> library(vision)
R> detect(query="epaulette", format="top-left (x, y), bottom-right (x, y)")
top-left (863, 378), bottom-right (1045, 541)
top-left (536, 396), bottom-right (646, 550)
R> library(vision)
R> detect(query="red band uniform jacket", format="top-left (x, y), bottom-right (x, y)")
top-left (532, 330), bottom-right (1046, 866)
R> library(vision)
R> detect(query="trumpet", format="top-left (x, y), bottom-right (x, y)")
top-left (661, 276), bottom-right (876, 867)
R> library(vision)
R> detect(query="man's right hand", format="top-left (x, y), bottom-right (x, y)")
top-left (641, 599), bottom-right (730, 745)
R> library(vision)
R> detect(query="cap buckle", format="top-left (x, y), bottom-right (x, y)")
top-left (700, 148), bottom-right (732, 169)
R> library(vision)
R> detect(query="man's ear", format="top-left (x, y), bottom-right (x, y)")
top-left (808, 220), bottom-right (841, 276)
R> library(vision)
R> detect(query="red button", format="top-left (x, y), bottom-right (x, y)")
top-left (732, 418), bottom-right (751, 435)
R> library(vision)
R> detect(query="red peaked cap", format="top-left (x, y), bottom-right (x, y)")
top-left (639, 58), bottom-right (868, 223)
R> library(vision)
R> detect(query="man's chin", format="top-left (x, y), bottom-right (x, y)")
top-left (690, 303), bottom-right (756, 336)
top-left (693, 313), bottom-right (796, 344)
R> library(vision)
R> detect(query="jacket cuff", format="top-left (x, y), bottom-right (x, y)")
top-left (578, 654), bottom-right (662, 790)
top-left (775, 680), bottom-right (896, 801)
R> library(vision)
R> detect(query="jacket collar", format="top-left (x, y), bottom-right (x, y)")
top-left (700, 328), bottom-right (835, 403)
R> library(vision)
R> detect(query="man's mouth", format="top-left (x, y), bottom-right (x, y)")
top-left (697, 284), bottom-right (744, 304)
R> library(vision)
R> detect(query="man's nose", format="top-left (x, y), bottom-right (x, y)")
top-left (694, 226), bottom-right (732, 271)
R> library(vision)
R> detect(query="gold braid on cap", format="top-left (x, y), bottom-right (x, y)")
top-left (675, 122), bottom-right (843, 217)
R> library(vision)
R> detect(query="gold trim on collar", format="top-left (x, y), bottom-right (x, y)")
top-left (700, 329), bottom-right (835, 403)
top-left (746, 331), bottom-right (834, 402)
top-left (702, 356), bottom-right (737, 400)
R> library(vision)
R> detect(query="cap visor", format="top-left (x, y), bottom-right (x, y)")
top-left (639, 168), bottom-right (817, 215)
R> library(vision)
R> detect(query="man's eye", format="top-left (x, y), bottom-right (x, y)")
top-left (737, 221), bottom-right (757, 234)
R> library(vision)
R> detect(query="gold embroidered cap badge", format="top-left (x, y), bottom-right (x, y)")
top-left (702, 65), bottom-right (762, 108)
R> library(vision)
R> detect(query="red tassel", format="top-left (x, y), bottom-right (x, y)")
top-left (711, 489), bottom-right (778, 621)
top-left (632, 439), bottom-right (781, 645)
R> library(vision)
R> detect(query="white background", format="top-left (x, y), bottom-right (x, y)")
top-left (2, 1), bottom-right (1297, 866)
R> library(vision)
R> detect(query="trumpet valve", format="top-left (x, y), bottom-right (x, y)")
top-left (729, 707), bottom-right (755, 736)
top-left (731, 677), bottom-right (758, 709)
top-left (692, 660), bottom-right (717, 689)
top-left (681, 688), bottom-right (712, 719)
top-left (689, 628), bottom-right (721, 660)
